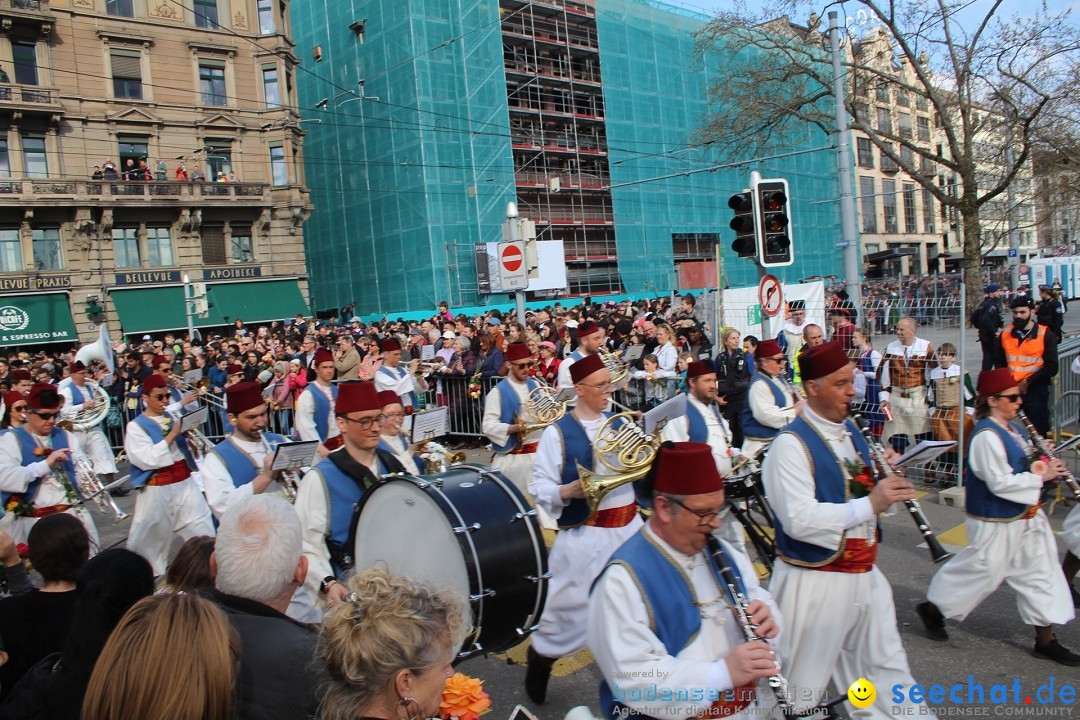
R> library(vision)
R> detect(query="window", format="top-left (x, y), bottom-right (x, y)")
top-left (897, 112), bottom-right (912, 138)
top-left (194, 0), bottom-right (219, 28)
top-left (0, 140), bottom-right (9, 179)
top-left (917, 116), bottom-right (931, 142)
top-left (112, 228), bottom-right (140, 268)
top-left (880, 143), bottom-right (898, 173)
top-left (199, 62), bottom-right (226, 106)
top-left (146, 227), bottom-right (173, 266)
top-left (106, 0), bottom-right (134, 17)
top-left (882, 180), bottom-right (898, 233)
top-left (922, 188), bottom-right (935, 234)
top-left (915, 93), bottom-right (928, 111)
top-left (258, 0), bottom-right (274, 33)
top-left (671, 233), bottom-right (719, 261)
top-left (31, 228), bottom-right (61, 270)
top-left (897, 90), bottom-right (910, 107)
top-left (262, 66), bottom-right (280, 109)
top-left (0, 229), bottom-right (22, 272)
top-left (900, 144), bottom-right (914, 165)
top-left (876, 107), bottom-right (891, 134)
top-left (230, 234), bottom-right (254, 263)
top-left (117, 134), bottom-right (148, 172)
top-left (12, 41), bottom-right (37, 86)
top-left (903, 183), bottom-right (917, 234)
top-left (857, 137), bottom-right (874, 168)
top-left (852, 102), bottom-right (869, 124)
top-left (200, 225), bottom-right (226, 264)
top-left (860, 177), bottom-right (877, 233)
top-left (875, 82), bottom-right (889, 102)
top-left (205, 140), bottom-right (232, 180)
top-left (110, 50), bottom-right (142, 99)
top-left (270, 145), bottom-right (287, 186)
top-left (920, 156), bottom-right (935, 175)
top-left (22, 135), bottom-right (47, 178)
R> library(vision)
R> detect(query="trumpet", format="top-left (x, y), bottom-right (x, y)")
top-left (1016, 411), bottom-right (1080, 497)
top-left (514, 385), bottom-right (567, 438)
top-left (259, 431), bottom-right (302, 502)
top-left (578, 411), bottom-right (664, 511)
top-left (55, 426), bottom-right (129, 523)
top-left (171, 376), bottom-right (227, 410)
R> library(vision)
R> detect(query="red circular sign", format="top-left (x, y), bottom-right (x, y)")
top-left (501, 244), bottom-right (523, 272)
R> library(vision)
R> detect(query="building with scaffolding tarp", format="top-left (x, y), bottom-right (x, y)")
top-left (291, 0), bottom-right (847, 316)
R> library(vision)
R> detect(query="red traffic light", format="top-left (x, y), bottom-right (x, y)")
top-left (761, 191), bottom-right (787, 211)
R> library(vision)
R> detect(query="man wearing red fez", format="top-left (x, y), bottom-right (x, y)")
top-left (741, 337), bottom-right (802, 458)
top-left (482, 342), bottom-right (546, 499)
top-left (201, 382), bottom-right (293, 519)
top-left (295, 381), bottom-right (405, 615)
top-left (123, 373), bottom-right (214, 576)
top-left (151, 352), bottom-right (199, 415)
top-left (9, 369), bottom-right (33, 396)
top-left (0, 382), bottom-right (101, 547)
top-left (374, 336), bottom-right (429, 411)
top-left (761, 341), bottom-right (924, 716)
top-left (57, 359), bottom-right (117, 489)
top-left (295, 347), bottom-right (342, 455)
top-left (918, 368), bottom-right (1079, 665)
top-left (376, 389), bottom-right (423, 475)
top-left (589, 441), bottom-right (781, 719)
top-left (525, 351), bottom-right (643, 703)
top-left (555, 320), bottom-right (607, 402)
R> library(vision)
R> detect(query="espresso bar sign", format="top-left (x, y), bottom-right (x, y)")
top-left (114, 270), bottom-right (183, 285)
top-left (203, 266), bottom-right (262, 280)
top-left (0, 275), bottom-right (72, 291)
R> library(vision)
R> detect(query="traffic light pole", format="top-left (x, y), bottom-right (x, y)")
top-left (183, 273), bottom-right (195, 341)
top-left (829, 11), bottom-right (862, 324)
top-left (506, 203), bottom-right (527, 325)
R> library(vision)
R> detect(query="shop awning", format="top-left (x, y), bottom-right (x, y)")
top-left (109, 278), bottom-right (309, 335)
top-left (0, 292), bottom-right (79, 347)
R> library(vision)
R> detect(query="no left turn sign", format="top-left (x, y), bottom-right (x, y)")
top-left (759, 274), bottom-right (783, 317)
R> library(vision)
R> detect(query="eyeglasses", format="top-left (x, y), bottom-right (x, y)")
top-left (510, 362), bottom-right (533, 369)
top-left (578, 382), bottom-right (613, 393)
top-left (29, 410), bottom-right (59, 420)
top-left (664, 496), bottom-right (728, 527)
top-left (995, 393), bottom-right (1022, 403)
top-left (767, 356), bottom-right (787, 363)
top-left (339, 413), bottom-right (387, 429)
top-left (384, 412), bottom-right (406, 420)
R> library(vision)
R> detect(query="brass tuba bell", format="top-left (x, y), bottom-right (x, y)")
top-left (577, 411), bottom-right (664, 511)
top-left (514, 384), bottom-right (567, 438)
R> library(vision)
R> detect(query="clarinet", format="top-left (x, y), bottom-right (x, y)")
top-left (849, 412), bottom-right (954, 564)
top-left (1016, 411), bottom-right (1080, 497)
top-left (778, 373), bottom-right (806, 401)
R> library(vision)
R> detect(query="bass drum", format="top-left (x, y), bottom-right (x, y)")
top-left (351, 464), bottom-right (548, 659)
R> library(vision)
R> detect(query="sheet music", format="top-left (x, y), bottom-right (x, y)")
top-left (644, 394), bottom-right (687, 433)
top-left (420, 345), bottom-right (435, 361)
top-left (271, 440), bottom-right (320, 470)
top-left (622, 345), bottom-right (645, 362)
top-left (183, 369), bottom-right (203, 386)
top-left (180, 406), bottom-right (208, 433)
top-left (895, 440), bottom-right (956, 468)
top-left (410, 406), bottom-right (448, 442)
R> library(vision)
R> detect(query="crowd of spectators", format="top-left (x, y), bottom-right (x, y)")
top-left (90, 159), bottom-right (239, 184)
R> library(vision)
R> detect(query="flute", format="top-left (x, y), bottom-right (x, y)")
top-left (1016, 411), bottom-right (1080, 497)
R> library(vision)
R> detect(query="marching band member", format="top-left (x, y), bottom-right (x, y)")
top-left (877, 317), bottom-right (935, 453)
top-left (294, 382), bottom-right (405, 618)
top-left (556, 320), bottom-right (605, 397)
top-left (123, 374), bottom-right (215, 576)
top-left (374, 338), bottom-right (428, 411)
top-left (0, 390), bottom-right (27, 432)
top-left (58, 360), bottom-right (117, 488)
top-left (588, 442), bottom-right (782, 720)
top-left (8, 369), bottom-right (32, 396)
top-left (0, 383), bottom-right (100, 548)
top-left (376, 390), bottom-right (423, 475)
top-left (761, 342), bottom-right (928, 719)
top-left (775, 299), bottom-right (809, 380)
top-left (482, 342), bottom-right (545, 496)
top-left (295, 348), bottom-right (342, 456)
top-left (201, 382), bottom-right (291, 519)
top-left (741, 339), bottom-right (800, 459)
top-left (152, 354), bottom-right (199, 416)
top-left (526, 353), bottom-right (643, 704)
top-left (917, 368), bottom-right (1079, 665)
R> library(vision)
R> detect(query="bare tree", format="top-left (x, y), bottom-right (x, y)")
top-left (695, 0), bottom-right (1080, 314)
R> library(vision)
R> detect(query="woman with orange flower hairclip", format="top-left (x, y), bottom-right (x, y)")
top-left (318, 566), bottom-right (471, 720)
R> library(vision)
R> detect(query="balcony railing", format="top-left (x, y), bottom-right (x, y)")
top-left (9, 0), bottom-right (43, 9)
top-left (0, 84), bottom-right (60, 107)
top-left (0, 178), bottom-right (270, 201)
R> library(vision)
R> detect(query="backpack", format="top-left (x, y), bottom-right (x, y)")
top-left (970, 301), bottom-right (996, 331)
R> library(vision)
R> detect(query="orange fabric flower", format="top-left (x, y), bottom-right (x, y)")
top-left (439, 672), bottom-right (491, 720)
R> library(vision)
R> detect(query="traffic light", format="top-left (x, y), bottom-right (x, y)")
top-left (728, 190), bottom-right (759, 258)
top-left (757, 179), bottom-right (793, 267)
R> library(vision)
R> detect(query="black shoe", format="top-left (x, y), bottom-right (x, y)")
top-left (1033, 637), bottom-right (1080, 666)
top-left (525, 647), bottom-right (555, 704)
top-left (1070, 585), bottom-right (1080, 610)
top-left (916, 601), bottom-right (948, 641)
top-left (109, 487), bottom-right (131, 498)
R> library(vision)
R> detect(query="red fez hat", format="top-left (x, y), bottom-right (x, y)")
top-left (226, 381), bottom-right (264, 415)
top-left (10, 369), bottom-right (31, 382)
top-left (755, 339), bottom-right (784, 359)
top-left (27, 383), bottom-right (60, 410)
top-left (142, 374), bottom-right (167, 394)
top-left (686, 360), bottom-right (715, 379)
top-left (799, 342), bottom-right (851, 382)
top-left (381, 338), bottom-right (401, 352)
top-left (377, 390), bottom-right (400, 408)
top-left (152, 355), bottom-right (168, 368)
top-left (70, 360), bottom-right (87, 373)
top-left (314, 348), bottom-right (334, 366)
top-left (505, 342), bottom-right (531, 363)
top-left (336, 381), bottom-right (382, 414)
top-left (654, 442), bottom-right (723, 495)
top-left (226, 364), bottom-right (243, 376)
top-left (570, 353), bottom-right (606, 384)
top-left (977, 368), bottom-right (1018, 397)
top-left (4, 390), bottom-right (24, 408)
top-left (576, 321), bottom-right (600, 339)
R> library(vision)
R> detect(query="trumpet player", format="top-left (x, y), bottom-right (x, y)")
top-left (124, 374), bottom-right (214, 577)
top-left (555, 320), bottom-right (605, 402)
top-left (0, 383), bottom-right (100, 549)
top-left (376, 390), bottom-right (423, 475)
top-left (741, 339), bottom-right (801, 459)
top-left (295, 348), bottom-right (342, 456)
top-left (917, 368), bottom-right (1080, 666)
top-left (58, 360), bottom-right (117, 491)
top-left (152, 355), bottom-right (200, 415)
top-left (526, 353), bottom-right (642, 704)
top-left (374, 338), bottom-right (428, 411)
top-left (482, 342), bottom-right (544, 496)
top-left (588, 442), bottom-right (781, 720)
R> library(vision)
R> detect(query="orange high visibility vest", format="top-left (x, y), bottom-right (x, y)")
top-left (1001, 325), bottom-right (1045, 381)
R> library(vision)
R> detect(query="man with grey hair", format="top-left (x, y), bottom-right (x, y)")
top-left (877, 316), bottom-right (935, 453)
top-left (211, 495), bottom-right (320, 720)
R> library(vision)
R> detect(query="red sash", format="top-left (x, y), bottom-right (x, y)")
top-left (817, 538), bottom-right (877, 573)
top-left (585, 503), bottom-right (637, 528)
top-left (147, 459), bottom-right (192, 487)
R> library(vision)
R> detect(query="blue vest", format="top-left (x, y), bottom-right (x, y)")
top-left (313, 455), bottom-right (387, 578)
top-left (686, 399), bottom-right (726, 444)
top-left (304, 383), bottom-right (339, 441)
top-left (965, 419), bottom-right (1031, 521)
top-left (67, 381), bottom-right (86, 406)
top-left (491, 377), bottom-right (540, 453)
top-left (569, 350), bottom-right (584, 362)
top-left (774, 416), bottom-right (874, 566)
top-left (128, 414), bottom-right (196, 488)
top-left (552, 412), bottom-right (612, 529)
top-left (209, 433), bottom-right (287, 488)
top-left (377, 366), bottom-right (418, 409)
top-left (377, 436), bottom-right (423, 472)
top-left (2, 427), bottom-right (77, 506)
top-left (595, 532), bottom-right (747, 718)
top-left (741, 374), bottom-right (788, 440)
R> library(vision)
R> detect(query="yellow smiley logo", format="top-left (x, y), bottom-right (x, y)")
top-left (847, 678), bottom-right (876, 708)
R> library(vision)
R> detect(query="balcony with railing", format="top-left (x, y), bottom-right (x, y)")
top-left (0, 178), bottom-right (272, 205)
top-left (0, 83), bottom-right (63, 115)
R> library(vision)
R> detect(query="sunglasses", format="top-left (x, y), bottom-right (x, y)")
top-left (994, 393), bottom-right (1022, 403)
top-left (149, 392), bottom-right (171, 400)
top-left (10, 405), bottom-right (27, 412)
top-left (29, 410), bottom-right (59, 419)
